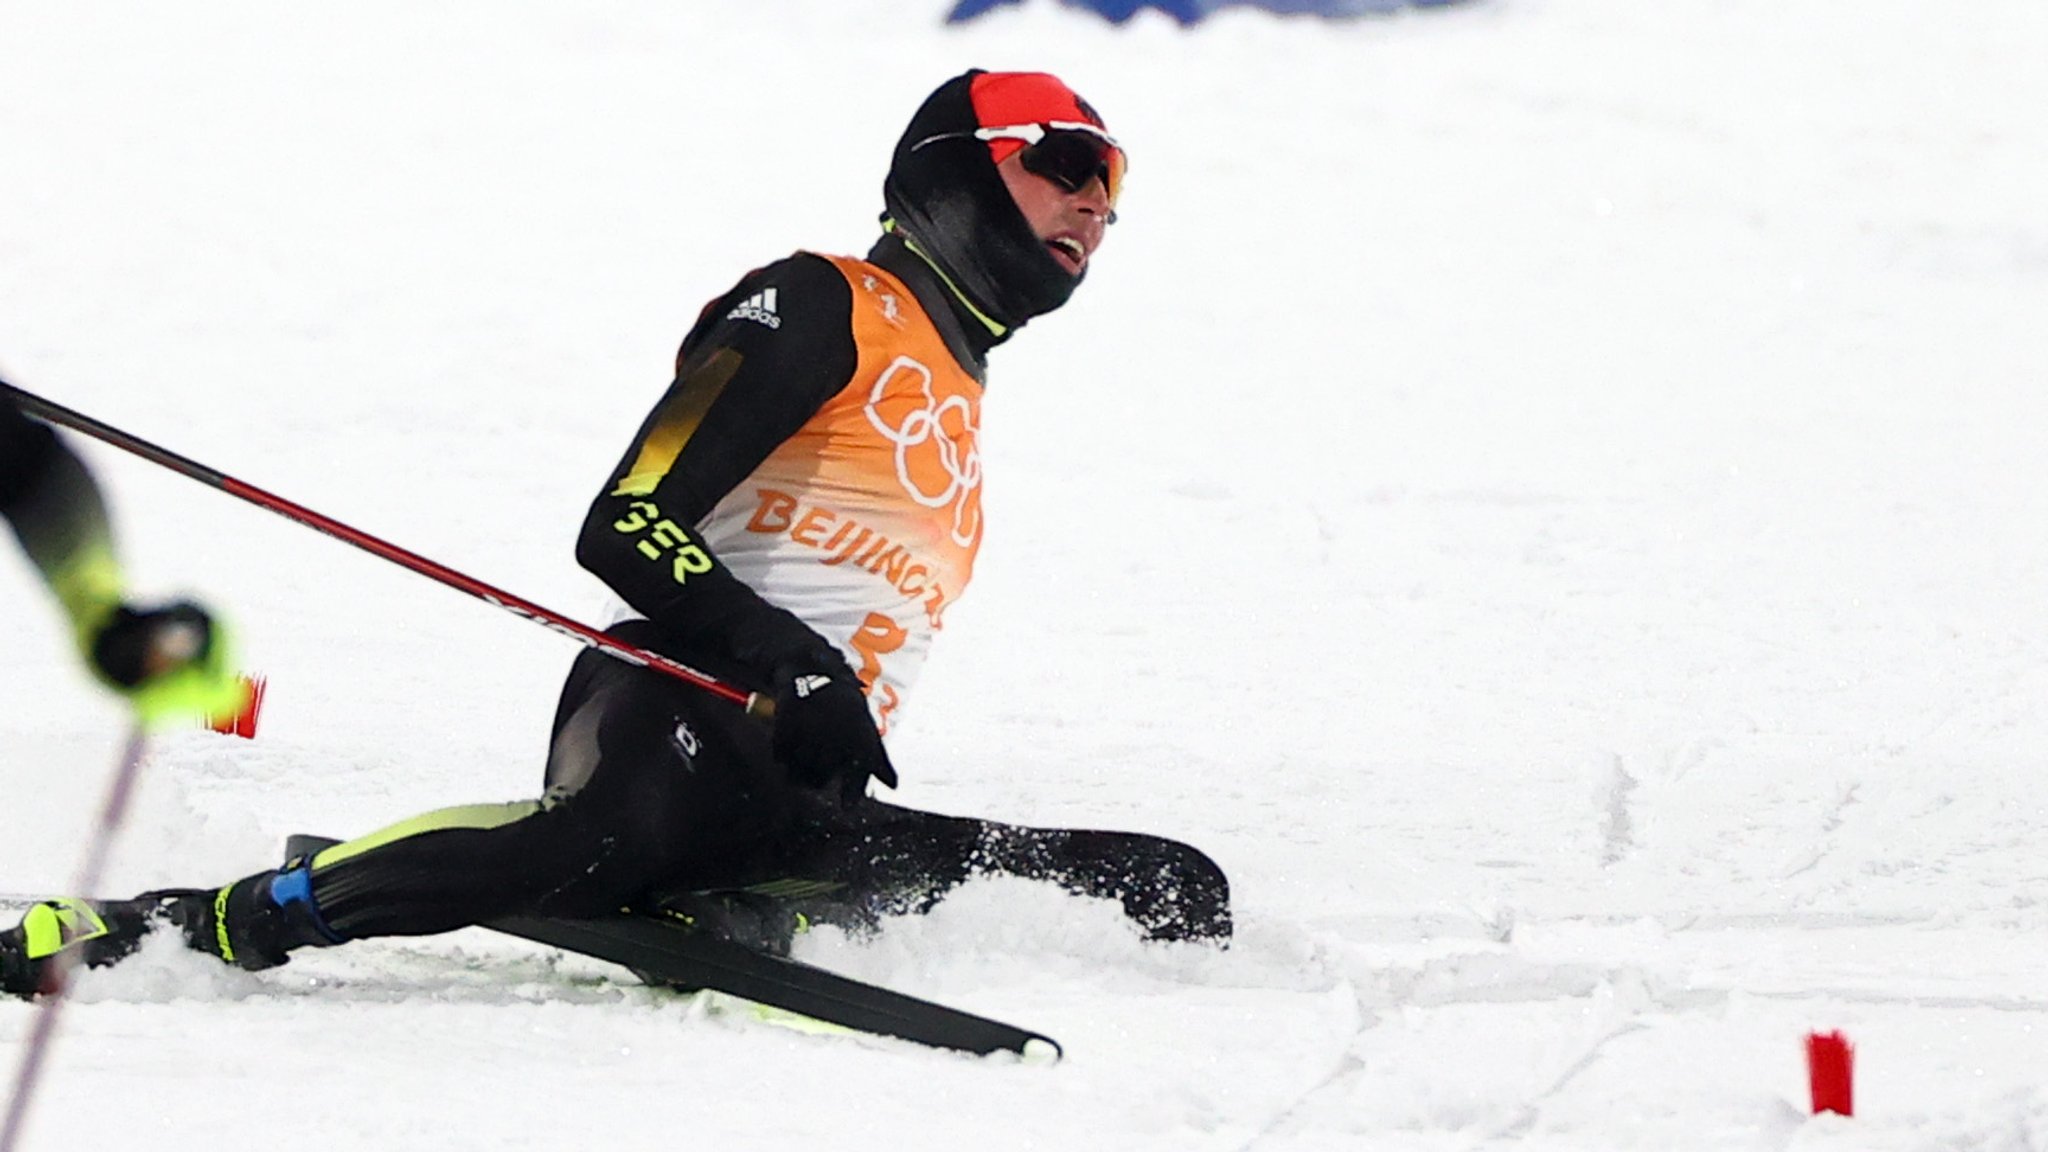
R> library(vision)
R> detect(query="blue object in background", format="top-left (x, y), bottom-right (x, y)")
top-left (947, 0), bottom-right (1470, 24)
top-left (948, 0), bottom-right (1198, 22)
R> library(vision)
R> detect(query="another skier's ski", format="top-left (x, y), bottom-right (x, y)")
top-left (284, 835), bottom-right (1060, 1061)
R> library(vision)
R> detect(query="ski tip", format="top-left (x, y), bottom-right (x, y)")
top-left (283, 833), bottom-right (341, 864)
top-left (1021, 1037), bottom-right (1062, 1065)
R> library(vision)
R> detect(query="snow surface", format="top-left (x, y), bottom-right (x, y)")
top-left (3, 1), bottom-right (2046, 1148)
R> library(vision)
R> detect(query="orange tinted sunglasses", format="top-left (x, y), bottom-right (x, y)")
top-left (974, 122), bottom-right (1126, 217)
top-left (914, 120), bottom-right (1128, 223)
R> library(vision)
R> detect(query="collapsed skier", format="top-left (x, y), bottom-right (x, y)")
top-left (1, 70), bottom-right (1229, 998)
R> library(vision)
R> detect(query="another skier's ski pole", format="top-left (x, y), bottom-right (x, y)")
top-left (0, 380), bottom-right (772, 719)
top-left (0, 727), bottom-right (149, 1152)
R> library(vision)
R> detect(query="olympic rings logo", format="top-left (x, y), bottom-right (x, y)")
top-left (863, 355), bottom-right (982, 549)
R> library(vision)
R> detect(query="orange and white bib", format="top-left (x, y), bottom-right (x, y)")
top-left (695, 255), bottom-right (984, 734)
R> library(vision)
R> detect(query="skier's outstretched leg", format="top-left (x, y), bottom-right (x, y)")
top-left (711, 799), bottom-right (1233, 944)
top-left (0, 872), bottom-right (346, 996)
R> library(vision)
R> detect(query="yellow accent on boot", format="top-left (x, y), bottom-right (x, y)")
top-left (21, 899), bottom-right (109, 961)
top-left (212, 885), bottom-right (237, 964)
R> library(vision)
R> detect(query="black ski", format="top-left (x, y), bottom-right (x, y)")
top-left (284, 835), bottom-right (1059, 1061)
top-left (492, 912), bottom-right (1058, 1059)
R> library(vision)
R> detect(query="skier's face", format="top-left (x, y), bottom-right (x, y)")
top-left (998, 149), bottom-right (1111, 277)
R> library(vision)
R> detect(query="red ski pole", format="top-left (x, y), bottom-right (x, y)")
top-left (2, 380), bottom-right (771, 720)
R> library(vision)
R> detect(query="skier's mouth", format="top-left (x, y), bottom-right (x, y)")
top-left (1046, 236), bottom-right (1087, 273)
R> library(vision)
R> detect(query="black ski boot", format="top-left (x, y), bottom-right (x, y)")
top-left (0, 897), bottom-right (169, 997)
top-left (152, 860), bottom-right (348, 971)
top-left (0, 862), bottom-right (346, 997)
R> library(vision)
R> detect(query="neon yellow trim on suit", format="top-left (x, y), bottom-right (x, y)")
top-left (611, 349), bottom-right (744, 498)
top-left (48, 541), bottom-right (123, 649)
top-left (309, 801), bottom-right (543, 871)
top-left (47, 539), bottom-right (245, 727)
top-left (881, 218), bottom-right (1008, 340)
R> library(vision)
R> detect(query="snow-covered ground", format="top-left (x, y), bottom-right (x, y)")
top-left (3, 1), bottom-right (2045, 1147)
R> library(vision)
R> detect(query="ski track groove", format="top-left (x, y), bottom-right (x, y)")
top-left (1231, 981), bottom-right (1373, 1152)
top-left (1597, 754), bottom-right (1637, 867)
top-left (1483, 1019), bottom-right (1652, 1145)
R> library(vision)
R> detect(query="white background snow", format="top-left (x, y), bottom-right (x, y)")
top-left (3, 1), bottom-right (2045, 1147)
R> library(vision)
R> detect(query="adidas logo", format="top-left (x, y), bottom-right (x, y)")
top-left (726, 287), bottom-right (782, 329)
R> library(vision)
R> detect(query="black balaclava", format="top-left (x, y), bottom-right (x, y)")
top-left (881, 69), bottom-right (1113, 340)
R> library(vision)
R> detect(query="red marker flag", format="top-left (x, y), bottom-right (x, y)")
top-left (1806, 1030), bottom-right (1854, 1116)
top-left (206, 674), bottom-right (266, 740)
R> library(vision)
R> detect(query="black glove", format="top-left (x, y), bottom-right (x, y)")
top-left (771, 666), bottom-right (898, 798)
top-left (85, 600), bottom-right (245, 727)
top-left (90, 601), bottom-right (217, 688)
top-left (582, 498), bottom-right (897, 796)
